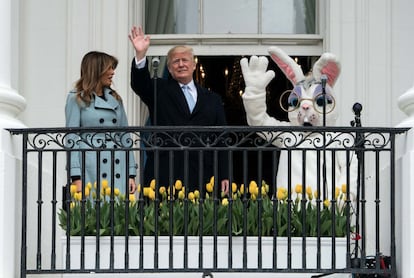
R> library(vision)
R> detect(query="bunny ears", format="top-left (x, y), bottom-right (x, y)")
top-left (268, 46), bottom-right (341, 87)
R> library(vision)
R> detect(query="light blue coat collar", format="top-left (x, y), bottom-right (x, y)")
top-left (93, 88), bottom-right (119, 110)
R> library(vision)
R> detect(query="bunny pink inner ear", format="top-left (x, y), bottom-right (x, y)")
top-left (270, 54), bottom-right (299, 84)
top-left (320, 61), bottom-right (340, 87)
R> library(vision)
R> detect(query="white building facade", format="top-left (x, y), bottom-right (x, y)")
top-left (1, 0), bottom-right (414, 277)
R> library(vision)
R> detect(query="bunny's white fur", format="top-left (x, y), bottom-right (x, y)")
top-left (241, 47), bottom-right (357, 199)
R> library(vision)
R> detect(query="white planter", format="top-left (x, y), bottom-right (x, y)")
top-left (61, 236), bottom-right (347, 271)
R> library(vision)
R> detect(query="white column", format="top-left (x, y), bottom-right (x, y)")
top-left (0, 0), bottom-right (26, 277)
top-left (397, 85), bottom-right (414, 278)
top-left (0, 0), bottom-right (26, 128)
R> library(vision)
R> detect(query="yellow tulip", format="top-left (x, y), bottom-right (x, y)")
top-left (314, 190), bottom-right (319, 199)
top-left (114, 188), bottom-right (120, 196)
top-left (206, 182), bottom-right (214, 193)
top-left (295, 184), bottom-right (303, 194)
top-left (277, 187), bottom-right (287, 200)
top-left (306, 186), bottom-right (312, 196)
top-left (84, 187), bottom-right (90, 197)
top-left (251, 194), bottom-right (257, 201)
top-left (70, 184), bottom-right (77, 196)
top-left (105, 187), bottom-right (111, 196)
top-left (159, 186), bottom-right (166, 195)
top-left (70, 202), bottom-right (75, 209)
top-left (249, 181), bottom-right (257, 193)
top-left (137, 184), bottom-right (141, 193)
top-left (210, 176), bottom-right (215, 185)
top-left (194, 190), bottom-right (200, 199)
top-left (129, 193), bottom-right (136, 202)
top-left (150, 179), bottom-right (156, 190)
top-left (264, 183), bottom-right (269, 193)
top-left (323, 199), bottom-right (330, 208)
top-left (341, 184), bottom-right (347, 194)
top-left (240, 184), bottom-right (245, 194)
top-left (253, 186), bottom-right (259, 196)
top-left (188, 192), bottom-right (195, 201)
top-left (232, 182), bottom-right (237, 193)
top-left (143, 187), bottom-right (150, 197)
top-left (222, 198), bottom-right (229, 206)
top-left (335, 187), bottom-right (340, 199)
top-left (261, 186), bottom-right (267, 196)
top-left (74, 192), bottom-right (82, 201)
top-left (102, 179), bottom-right (109, 189)
top-left (178, 190), bottom-right (185, 200)
top-left (175, 180), bottom-right (183, 190)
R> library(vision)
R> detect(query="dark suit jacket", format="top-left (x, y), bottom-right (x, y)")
top-left (130, 59), bottom-right (228, 191)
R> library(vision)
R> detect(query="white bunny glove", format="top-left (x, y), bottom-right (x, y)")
top-left (240, 56), bottom-right (275, 126)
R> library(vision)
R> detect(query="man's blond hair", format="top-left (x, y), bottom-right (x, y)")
top-left (166, 45), bottom-right (195, 66)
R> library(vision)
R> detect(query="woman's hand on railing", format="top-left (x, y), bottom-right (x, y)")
top-left (129, 178), bottom-right (137, 194)
top-left (221, 179), bottom-right (229, 195)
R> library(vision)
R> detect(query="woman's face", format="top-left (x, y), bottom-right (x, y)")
top-left (101, 66), bottom-right (115, 87)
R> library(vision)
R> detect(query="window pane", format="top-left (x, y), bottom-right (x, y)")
top-left (203, 0), bottom-right (258, 34)
top-left (262, 0), bottom-right (316, 34)
top-left (145, 0), bottom-right (199, 34)
top-left (176, 0), bottom-right (199, 33)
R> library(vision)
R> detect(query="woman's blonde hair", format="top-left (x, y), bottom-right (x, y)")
top-left (75, 51), bottom-right (121, 105)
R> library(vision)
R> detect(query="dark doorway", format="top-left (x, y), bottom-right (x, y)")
top-left (194, 55), bottom-right (315, 187)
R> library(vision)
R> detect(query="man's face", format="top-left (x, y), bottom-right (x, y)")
top-left (168, 51), bottom-right (196, 84)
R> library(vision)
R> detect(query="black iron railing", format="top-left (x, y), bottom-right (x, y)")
top-left (9, 125), bottom-right (408, 277)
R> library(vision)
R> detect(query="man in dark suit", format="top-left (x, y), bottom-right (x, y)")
top-left (129, 26), bottom-right (229, 194)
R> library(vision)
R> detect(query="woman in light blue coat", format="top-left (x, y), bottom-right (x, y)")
top-left (65, 51), bottom-right (137, 195)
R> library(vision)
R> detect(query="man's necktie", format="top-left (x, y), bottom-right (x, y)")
top-left (182, 85), bottom-right (195, 112)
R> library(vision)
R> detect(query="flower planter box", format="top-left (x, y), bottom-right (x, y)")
top-left (62, 236), bottom-right (347, 270)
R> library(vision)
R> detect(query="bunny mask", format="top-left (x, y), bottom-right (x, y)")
top-left (269, 46), bottom-right (340, 127)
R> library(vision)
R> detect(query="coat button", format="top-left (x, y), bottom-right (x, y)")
top-left (115, 159), bottom-right (120, 164)
top-left (112, 118), bottom-right (117, 124)
top-left (102, 173), bottom-right (107, 178)
top-left (103, 158), bottom-right (108, 163)
top-left (99, 118), bottom-right (104, 123)
top-left (115, 173), bottom-right (121, 179)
